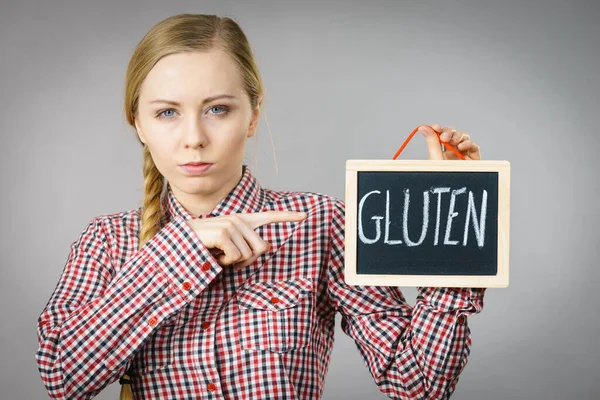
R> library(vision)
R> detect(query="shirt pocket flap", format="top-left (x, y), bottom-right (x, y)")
top-left (237, 277), bottom-right (313, 311)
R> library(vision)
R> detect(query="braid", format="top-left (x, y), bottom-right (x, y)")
top-left (139, 144), bottom-right (165, 247)
top-left (119, 145), bottom-right (165, 400)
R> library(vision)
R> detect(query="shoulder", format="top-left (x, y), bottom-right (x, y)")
top-left (263, 188), bottom-right (345, 217)
top-left (93, 207), bottom-right (141, 229)
top-left (78, 207), bottom-right (142, 242)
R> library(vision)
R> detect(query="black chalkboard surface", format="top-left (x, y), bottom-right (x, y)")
top-left (345, 160), bottom-right (510, 288)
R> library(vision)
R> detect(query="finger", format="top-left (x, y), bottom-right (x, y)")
top-left (216, 248), bottom-right (242, 265)
top-left (457, 139), bottom-right (474, 152)
top-left (216, 253), bottom-right (236, 266)
top-left (439, 126), bottom-right (456, 143)
top-left (430, 124), bottom-right (443, 134)
top-left (243, 211), bottom-right (307, 230)
top-left (234, 217), bottom-right (271, 254)
top-left (449, 130), bottom-right (467, 146)
top-left (417, 124), bottom-right (441, 136)
top-left (417, 124), bottom-right (444, 160)
top-left (457, 140), bottom-right (481, 159)
top-left (225, 220), bottom-right (253, 261)
top-left (467, 142), bottom-right (481, 160)
top-left (214, 230), bottom-right (242, 265)
top-left (208, 247), bottom-right (224, 257)
top-left (233, 253), bottom-right (261, 271)
top-left (231, 218), bottom-right (272, 271)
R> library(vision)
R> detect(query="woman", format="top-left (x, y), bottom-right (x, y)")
top-left (35, 14), bottom-right (484, 400)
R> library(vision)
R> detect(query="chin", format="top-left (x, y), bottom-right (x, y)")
top-left (181, 179), bottom-right (218, 195)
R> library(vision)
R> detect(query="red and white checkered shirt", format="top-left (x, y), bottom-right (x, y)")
top-left (36, 165), bottom-right (485, 400)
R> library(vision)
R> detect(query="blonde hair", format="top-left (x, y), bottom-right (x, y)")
top-left (121, 13), bottom-right (264, 400)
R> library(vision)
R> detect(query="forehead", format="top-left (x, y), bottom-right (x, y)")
top-left (140, 50), bottom-right (245, 102)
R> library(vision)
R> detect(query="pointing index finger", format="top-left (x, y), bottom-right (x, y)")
top-left (242, 211), bottom-right (307, 229)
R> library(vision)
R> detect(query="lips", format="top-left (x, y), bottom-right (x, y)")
top-left (182, 162), bottom-right (211, 166)
top-left (179, 162), bottom-right (213, 175)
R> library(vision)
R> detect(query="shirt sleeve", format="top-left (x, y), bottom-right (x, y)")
top-left (35, 215), bottom-right (222, 400)
top-left (326, 198), bottom-right (485, 400)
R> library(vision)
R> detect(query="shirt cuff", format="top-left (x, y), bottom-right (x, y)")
top-left (142, 216), bottom-right (223, 302)
top-left (416, 287), bottom-right (485, 314)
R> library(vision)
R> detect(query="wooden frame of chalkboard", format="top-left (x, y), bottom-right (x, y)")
top-left (344, 160), bottom-right (510, 288)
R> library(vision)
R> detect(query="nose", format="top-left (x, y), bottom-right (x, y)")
top-left (183, 118), bottom-right (208, 149)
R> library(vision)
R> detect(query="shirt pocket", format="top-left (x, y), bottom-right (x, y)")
top-left (236, 277), bottom-right (315, 353)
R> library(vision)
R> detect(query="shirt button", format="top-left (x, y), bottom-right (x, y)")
top-left (207, 383), bottom-right (217, 392)
top-left (270, 297), bottom-right (279, 304)
top-left (457, 315), bottom-right (466, 325)
top-left (182, 281), bottom-right (192, 291)
top-left (201, 262), bottom-right (211, 272)
top-left (201, 321), bottom-right (210, 330)
top-left (148, 317), bottom-right (158, 327)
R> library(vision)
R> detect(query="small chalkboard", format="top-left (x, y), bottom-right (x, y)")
top-left (344, 160), bottom-right (510, 288)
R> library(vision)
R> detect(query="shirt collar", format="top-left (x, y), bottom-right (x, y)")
top-left (165, 164), bottom-right (266, 220)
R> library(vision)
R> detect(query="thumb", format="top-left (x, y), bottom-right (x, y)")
top-left (418, 124), bottom-right (444, 160)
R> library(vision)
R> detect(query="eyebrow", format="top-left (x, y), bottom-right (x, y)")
top-left (149, 94), bottom-right (237, 106)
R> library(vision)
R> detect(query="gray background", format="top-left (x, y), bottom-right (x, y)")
top-left (1, 0), bottom-right (598, 399)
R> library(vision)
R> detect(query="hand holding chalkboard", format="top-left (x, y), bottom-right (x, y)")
top-left (418, 124), bottom-right (481, 161)
top-left (344, 125), bottom-right (510, 288)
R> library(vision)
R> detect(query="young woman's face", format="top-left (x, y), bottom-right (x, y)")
top-left (135, 49), bottom-right (259, 211)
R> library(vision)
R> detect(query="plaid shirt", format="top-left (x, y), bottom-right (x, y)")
top-left (36, 165), bottom-right (485, 400)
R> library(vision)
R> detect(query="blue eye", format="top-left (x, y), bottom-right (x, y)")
top-left (155, 109), bottom-right (177, 120)
top-left (208, 106), bottom-right (231, 117)
top-left (160, 109), bottom-right (176, 118)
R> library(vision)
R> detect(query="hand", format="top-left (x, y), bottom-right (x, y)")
top-left (186, 211), bottom-right (307, 270)
top-left (418, 124), bottom-right (482, 160)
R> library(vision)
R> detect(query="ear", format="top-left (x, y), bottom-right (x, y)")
top-left (247, 105), bottom-right (260, 139)
top-left (134, 118), bottom-right (147, 144)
